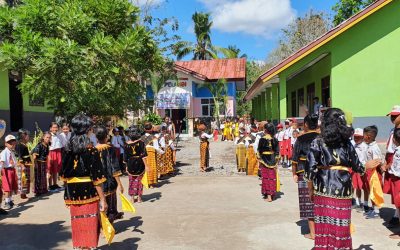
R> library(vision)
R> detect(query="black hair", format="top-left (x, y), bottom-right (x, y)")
top-left (393, 128), bottom-right (400, 144)
top-left (126, 126), bottom-right (142, 141)
top-left (144, 122), bottom-right (153, 131)
top-left (17, 128), bottom-right (30, 141)
top-left (41, 131), bottom-right (51, 144)
top-left (364, 125), bottom-right (378, 139)
top-left (161, 125), bottom-right (167, 132)
top-left (313, 97), bottom-right (319, 101)
top-left (264, 123), bottom-right (276, 136)
top-left (391, 115), bottom-right (399, 123)
top-left (304, 114), bottom-right (319, 130)
top-left (95, 125), bottom-right (108, 142)
top-left (49, 122), bottom-right (59, 129)
top-left (70, 114), bottom-right (93, 154)
top-left (321, 108), bottom-right (352, 148)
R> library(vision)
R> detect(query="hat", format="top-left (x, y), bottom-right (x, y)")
top-left (354, 128), bottom-right (363, 137)
top-left (5, 134), bottom-right (16, 143)
top-left (277, 124), bottom-right (283, 129)
top-left (387, 105), bottom-right (400, 116)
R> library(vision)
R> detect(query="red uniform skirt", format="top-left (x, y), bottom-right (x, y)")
top-left (260, 166), bottom-right (277, 197)
top-left (1, 168), bottom-right (18, 193)
top-left (314, 196), bottom-right (352, 250)
top-left (352, 172), bottom-right (364, 190)
top-left (213, 129), bottom-right (219, 141)
top-left (279, 141), bottom-right (285, 157)
top-left (47, 149), bottom-right (62, 174)
top-left (390, 175), bottom-right (400, 207)
top-left (70, 201), bottom-right (100, 249)
top-left (384, 153), bottom-right (394, 194)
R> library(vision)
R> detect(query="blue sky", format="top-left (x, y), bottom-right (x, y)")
top-left (145, 0), bottom-right (338, 61)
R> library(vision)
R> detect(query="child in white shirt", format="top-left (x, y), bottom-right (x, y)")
top-left (0, 135), bottom-right (18, 210)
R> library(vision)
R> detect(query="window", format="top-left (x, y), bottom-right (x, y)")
top-left (200, 98), bottom-right (224, 117)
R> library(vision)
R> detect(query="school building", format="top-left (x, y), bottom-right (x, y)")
top-left (0, 69), bottom-right (53, 134)
top-left (147, 58), bottom-right (246, 136)
top-left (244, 0), bottom-right (399, 141)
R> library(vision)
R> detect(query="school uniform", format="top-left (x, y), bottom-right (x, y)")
top-left (353, 142), bottom-right (368, 190)
top-left (0, 148), bottom-right (18, 194)
top-left (283, 127), bottom-right (293, 158)
top-left (276, 130), bottom-right (285, 158)
top-left (388, 146), bottom-right (400, 207)
top-left (48, 133), bottom-right (63, 174)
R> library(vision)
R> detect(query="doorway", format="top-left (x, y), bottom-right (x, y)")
top-left (8, 72), bottom-right (23, 132)
top-left (306, 83), bottom-right (315, 114)
top-left (171, 109), bottom-right (187, 134)
top-left (321, 76), bottom-right (330, 108)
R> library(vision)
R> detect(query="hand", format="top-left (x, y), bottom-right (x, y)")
top-left (293, 175), bottom-right (298, 183)
top-left (118, 184), bottom-right (124, 194)
top-left (365, 159), bottom-right (381, 169)
top-left (99, 199), bottom-right (108, 212)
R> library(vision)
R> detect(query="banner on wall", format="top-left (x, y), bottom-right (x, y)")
top-left (156, 87), bottom-right (190, 109)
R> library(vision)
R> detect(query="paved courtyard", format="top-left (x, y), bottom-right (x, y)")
top-left (0, 139), bottom-right (399, 250)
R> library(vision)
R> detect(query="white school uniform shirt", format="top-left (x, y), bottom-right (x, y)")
top-left (49, 133), bottom-right (64, 151)
top-left (145, 133), bottom-right (164, 154)
top-left (283, 127), bottom-right (293, 140)
top-left (276, 131), bottom-right (285, 142)
top-left (60, 132), bottom-right (71, 147)
top-left (253, 132), bottom-right (264, 154)
top-left (387, 130), bottom-right (397, 154)
top-left (389, 146), bottom-right (400, 177)
top-left (366, 141), bottom-right (383, 162)
top-left (0, 147), bottom-right (17, 169)
top-left (355, 142), bottom-right (368, 165)
top-left (200, 133), bottom-right (213, 139)
top-left (111, 135), bottom-right (124, 153)
top-left (220, 123), bottom-right (225, 130)
top-left (158, 134), bottom-right (166, 152)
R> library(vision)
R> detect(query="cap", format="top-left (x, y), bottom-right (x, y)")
top-left (5, 134), bottom-right (16, 143)
top-left (354, 128), bottom-right (363, 137)
top-left (387, 105), bottom-right (400, 116)
top-left (277, 124), bottom-right (283, 129)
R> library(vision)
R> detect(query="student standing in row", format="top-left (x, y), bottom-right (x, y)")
top-left (32, 132), bottom-right (51, 196)
top-left (198, 124), bottom-right (212, 172)
top-left (15, 129), bottom-right (32, 199)
top-left (0, 135), bottom-right (18, 210)
top-left (292, 114), bottom-right (319, 240)
top-left (48, 122), bottom-right (63, 191)
top-left (352, 128), bottom-right (368, 212)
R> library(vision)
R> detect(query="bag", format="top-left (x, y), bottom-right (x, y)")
top-left (100, 211), bottom-right (115, 245)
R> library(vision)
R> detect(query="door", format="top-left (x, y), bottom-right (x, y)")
top-left (291, 91), bottom-right (297, 117)
top-left (306, 83), bottom-right (315, 114)
top-left (9, 72), bottom-right (23, 132)
top-left (321, 76), bottom-right (330, 107)
top-left (172, 109), bottom-right (187, 134)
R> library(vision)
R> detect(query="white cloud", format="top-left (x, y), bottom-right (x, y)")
top-left (133, 0), bottom-right (164, 7)
top-left (198, 0), bottom-right (296, 38)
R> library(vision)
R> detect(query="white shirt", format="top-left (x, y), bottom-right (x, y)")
top-left (387, 130), bottom-right (396, 154)
top-left (201, 133), bottom-right (213, 139)
top-left (283, 127), bottom-right (293, 140)
top-left (144, 133), bottom-right (164, 154)
top-left (355, 142), bottom-right (368, 165)
top-left (276, 131), bottom-right (284, 142)
top-left (60, 132), bottom-right (71, 147)
top-left (111, 135), bottom-right (124, 154)
top-left (49, 133), bottom-right (64, 150)
top-left (0, 147), bottom-right (17, 169)
top-left (253, 132), bottom-right (264, 154)
top-left (366, 141), bottom-right (383, 162)
top-left (234, 135), bottom-right (249, 148)
top-left (389, 146), bottom-right (400, 177)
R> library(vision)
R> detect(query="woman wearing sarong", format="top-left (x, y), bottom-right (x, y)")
top-left (95, 126), bottom-right (124, 223)
top-left (141, 122), bottom-right (163, 187)
top-left (306, 108), bottom-right (380, 250)
top-left (124, 126), bottom-right (148, 203)
top-left (246, 125), bottom-right (258, 176)
top-left (162, 126), bottom-right (176, 174)
top-left (235, 127), bottom-right (247, 172)
top-left (15, 129), bottom-right (32, 199)
top-left (32, 132), bottom-right (51, 196)
top-left (198, 124), bottom-right (212, 172)
top-left (291, 114), bottom-right (319, 240)
top-left (257, 123), bottom-right (280, 202)
top-left (60, 114), bottom-right (107, 250)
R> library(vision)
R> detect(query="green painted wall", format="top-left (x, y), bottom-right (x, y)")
top-left (0, 70), bottom-right (9, 110)
top-left (265, 88), bottom-right (272, 121)
top-left (271, 84), bottom-right (279, 121)
top-left (23, 93), bottom-right (52, 113)
top-left (286, 55), bottom-right (331, 116)
top-left (279, 75), bottom-right (287, 120)
top-left (330, 0), bottom-right (400, 117)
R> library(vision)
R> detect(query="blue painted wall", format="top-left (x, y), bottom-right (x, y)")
top-left (192, 81), bottom-right (236, 98)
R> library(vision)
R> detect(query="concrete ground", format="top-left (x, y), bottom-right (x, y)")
top-left (0, 139), bottom-right (399, 250)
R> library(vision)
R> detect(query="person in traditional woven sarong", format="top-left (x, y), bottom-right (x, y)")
top-left (161, 126), bottom-right (176, 175)
top-left (141, 122), bottom-right (164, 187)
top-left (198, 124), bottom-right (212, 172)
top-left (246, 125), bottom-right (258, 176)
top-left (224, 119), bottom-right (233, 141)
top-left (60, 114), bottom-right (107, 250)
top-left (291, 114), bottom-right (319, 240)
top-left (95, 126), bottom-right (124, 223)
top-left (31, 132), bottom-right (51, 196)
top-left (257, 123), bottom-right (280, 202)
top-left (124, 126), bottom-right (148, 203)
top-left (15, 129), bottom-right (32, 199)
top-left (234, 127), bottom-right (247, 172)
top-left (305, 108), bottom-right (380, 250)
top-left (155, 126), bottom-right (168, 178)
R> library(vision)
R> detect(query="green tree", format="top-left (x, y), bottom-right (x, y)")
top-left (332, 0), bottom-right (375, 26)
top-left (0, 0), bottom-right (165, 118)
top-left (218, 45), bottom-right (247, 59)
top-left (149, 63), bottom-right (177, 112)
top-left (199, 79), bottom-right (228, 125)
top-left (173, 12), bottom-right (217, 60)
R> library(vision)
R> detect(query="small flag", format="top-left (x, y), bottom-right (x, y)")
top-left (120, 193), bottom-right (136, 214)
top-left (100, 211), bottom-right (115, 245)
top-left (141, 172), bottom-right (149, 189)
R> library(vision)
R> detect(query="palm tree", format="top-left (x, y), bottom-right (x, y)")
top-left (150, 71), bottom-right (177, 113)
top-left (218, 45), bottom-right (248, 59)
top-left (174, 12), bottom-right (217, 60)
top-left (199, 79), bottom-right (228, 126)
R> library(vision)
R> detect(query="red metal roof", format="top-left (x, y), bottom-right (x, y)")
top-left (244, 0), bottom-right (392, 101)
top-left (175, 58), bottom-right (246, 81)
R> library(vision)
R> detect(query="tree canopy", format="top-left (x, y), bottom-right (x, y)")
top-left (0, 0), bottom-right (165, 118)
top-left (332, 0), bottom-right (375, 26)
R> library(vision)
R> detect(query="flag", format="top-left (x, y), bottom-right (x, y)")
top-left (369, 170), bottom-right (384, 208)
top-left (120, 193), bottom-right (136, 214)
top-left (141, 172), bottom-right (149, 189)
top-left (100, 211), bottom-right (115, 245)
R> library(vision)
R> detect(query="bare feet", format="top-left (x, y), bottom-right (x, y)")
top-left (304, 234), bottom-right (315, 240)
top-left (389, 234), bottom-right (400, 239)
top-left (267, 195), bottom-right (273, 202)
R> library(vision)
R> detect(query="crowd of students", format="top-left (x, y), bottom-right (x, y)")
top-left (0, 115), bottom-right (177, 249)
top-left (199, 105), bottom-right (400, 249)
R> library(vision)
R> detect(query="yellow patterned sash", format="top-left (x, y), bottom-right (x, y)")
top-left (67, 176), bottom-right (92, 183)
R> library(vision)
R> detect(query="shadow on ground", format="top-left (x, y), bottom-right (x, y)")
top-left (142, 192), bottom-right (162, 203)
top-left (0, 220), bottom-right (69, 249)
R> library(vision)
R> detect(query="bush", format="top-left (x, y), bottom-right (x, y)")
top-left (142, 113), bottom-right (162, 125)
